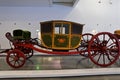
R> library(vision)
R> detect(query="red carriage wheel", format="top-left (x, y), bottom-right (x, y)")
top-left (88, 32), bottom-right (120, 67)
top-left (77, 33), bottom-right (93, 57)
top-left (6, 49), bottom-right (26, 68)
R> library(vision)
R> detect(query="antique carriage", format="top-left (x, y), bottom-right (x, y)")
top-left (2, 20), bottom-right (120, 68)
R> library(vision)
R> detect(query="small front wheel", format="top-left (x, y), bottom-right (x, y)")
top-left (6, 49), bottom-right (26, 68)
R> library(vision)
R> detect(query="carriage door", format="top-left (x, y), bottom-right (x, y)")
top-left (53, 22), bottom-right (71, 49)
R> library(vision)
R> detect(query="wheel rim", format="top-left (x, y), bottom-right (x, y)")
top-left (88, 32), bottom-right (120, 67)
top-left (6, 49), bottom-right (26, 68)
top-left (77, 33), bottom-right (93, 57)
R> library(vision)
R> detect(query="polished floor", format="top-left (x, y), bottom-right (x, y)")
top-left (1, 54), bottom-right (96, 70)
top-left (0, 53), bottom-right (120, 80)
top-left (0, 54), bottom-right (120, 70)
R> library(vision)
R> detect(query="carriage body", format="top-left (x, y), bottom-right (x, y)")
top-left (40, 20), bottom-right (84, 50)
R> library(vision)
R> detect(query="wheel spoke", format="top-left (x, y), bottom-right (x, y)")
top-left (14, 61), bottom-right (17, 66)
top-left (103, 53), bottom-right (105, 65)
top-left (16, 61), bottom-right (21, 66)
top-left (82, 37), bottom-right (86, 42)
top-left (103, 34), bottom-right (105, 41)
top-left (96, 53), bottom-right (102, 63)
top-left (91, 51), bottom-right (98, 57)
top-left (107, 43), bottom-right (115, 48)
top-left (105, 52), bottom-right (112, 62)
top-left (87, 35), bottom-right (89, 42)
top-left (106, 37), bottom-right (111, 45)
top-left (109, 51), bottom-right (117, 58)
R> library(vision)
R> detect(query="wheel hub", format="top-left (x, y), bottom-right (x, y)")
top-left (14, 56), bottom-right (19, 61)
top-left (100, 41), bottom-right (108, 52)
top-left (102, 46), bottom-right (107, 52)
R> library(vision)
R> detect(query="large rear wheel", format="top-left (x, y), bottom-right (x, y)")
top-left (88, 32), bottom-right (120, 67)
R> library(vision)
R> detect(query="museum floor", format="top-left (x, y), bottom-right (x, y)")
top-left (0, 53), bottom-right (120, 80)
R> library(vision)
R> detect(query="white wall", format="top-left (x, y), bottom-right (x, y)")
top-left (0, 0), bottom-right (120, 48)
top-left (65, 0), bottom-right (120, 33)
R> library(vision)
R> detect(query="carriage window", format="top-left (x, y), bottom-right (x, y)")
top-left (55, 23), bottom-right (69, 34)
top-left (41, 22), bottom-right (52, 33)
top-left (55, 23), bottom-right (62, 34)
top-left (72, 23), bottom-right (83, 34)
top-left (63, 24), bottom-right (69, 34)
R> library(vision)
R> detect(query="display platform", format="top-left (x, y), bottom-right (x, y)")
top-left (0, 53), bottom-right (120, 78)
